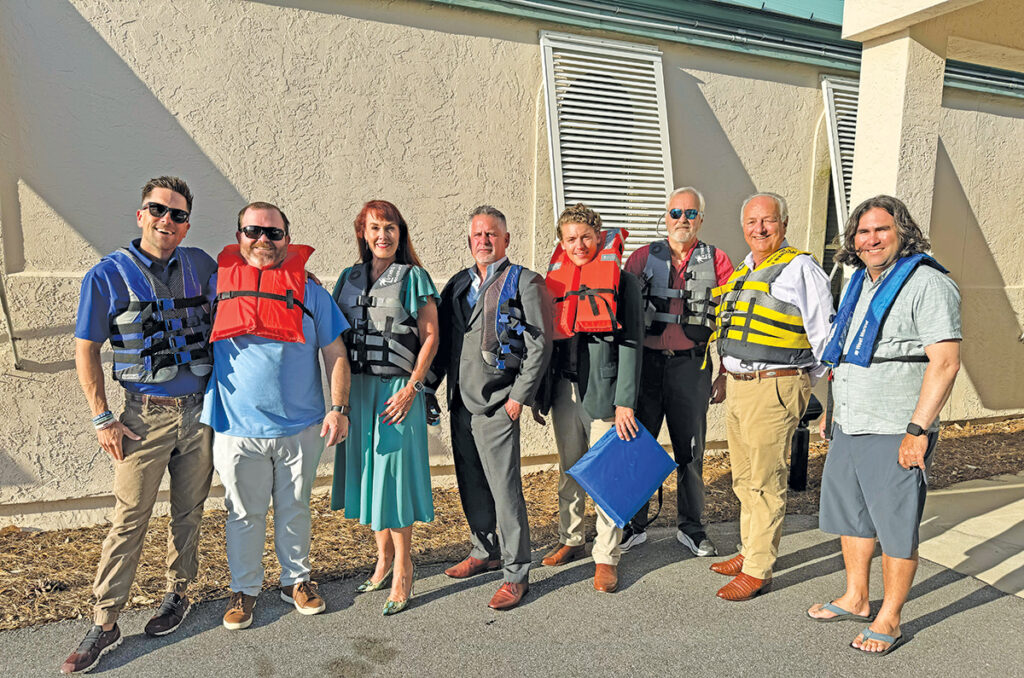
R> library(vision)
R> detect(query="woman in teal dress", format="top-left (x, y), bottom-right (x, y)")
top-left (330, 200), bottom-right (439, 615)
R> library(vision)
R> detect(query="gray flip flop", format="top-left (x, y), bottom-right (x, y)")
top-left (850, 627), bottom-right (905, 656)
top-left (806, 601), bottom-right (873, 623)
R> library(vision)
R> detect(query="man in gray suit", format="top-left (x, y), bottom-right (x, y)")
top-left (430, 205), bottom-right (553, 610)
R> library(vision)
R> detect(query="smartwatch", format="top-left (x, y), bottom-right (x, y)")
top-left (331, 404), bottom-right (351, 416)
top-left (906, 422), bottom-right (925, 436)
top-left (412, 380), bottom-right (425, 393)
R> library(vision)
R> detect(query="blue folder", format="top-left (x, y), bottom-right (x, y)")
top-left (566, 422), bottom-right (677, 528)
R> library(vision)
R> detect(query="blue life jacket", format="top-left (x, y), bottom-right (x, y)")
top-left (481, 263), bottom-right (539, 371)
top-left (106, 247), bottom-right (213, 384)
top-left (822, 253), bottom-right (947, 368)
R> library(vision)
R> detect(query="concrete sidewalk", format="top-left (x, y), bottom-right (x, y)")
top-left (3, 513), bottom-right (1022, 678)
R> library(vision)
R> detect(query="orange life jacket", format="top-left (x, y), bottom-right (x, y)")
top-left (209, 244), bottom-right (314, 344)
top-left (545, 228), bottom-right (627, 339)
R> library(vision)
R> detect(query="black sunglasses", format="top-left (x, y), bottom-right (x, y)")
top-left (669, 208), bottom-right (700, 220)
top-left (143, 202), bottom-right (190, 224)
top-left (239, 225), bottom-right (287, 241)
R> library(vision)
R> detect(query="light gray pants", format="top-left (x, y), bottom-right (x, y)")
top-left (213, 424), bottom-right (324, 596)
top-left (551, 380), bottom-right (623, 566)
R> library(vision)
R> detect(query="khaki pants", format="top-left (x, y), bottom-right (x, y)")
top-left (551, 379), bottom-right (622, 566)
top-left (725, 372), bottom-right (810, 579)
top-left (92, 392), bottom-right (213, 625)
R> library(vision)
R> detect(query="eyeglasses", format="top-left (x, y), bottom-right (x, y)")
top-left (143, 202), bottom-right (190, 224)
top-left (239, 225), bottom-right (287, 241)
top-left (669, 208), bottom-right (700, 221)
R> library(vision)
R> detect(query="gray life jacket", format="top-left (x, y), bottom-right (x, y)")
top-left (478, 263), bottom-right (534, 371)
top-left (106, 247), bottom-right (212, 384)
top-left (334, 262), bottom-right (420, 377)
top-left (641, 239), bottom-right (718, 342)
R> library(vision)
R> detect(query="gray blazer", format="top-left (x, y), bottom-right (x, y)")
top-left (455, 262), bottom-right (554, 416)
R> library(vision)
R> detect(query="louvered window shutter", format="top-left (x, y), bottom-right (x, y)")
top-left (821, 75), bottom-right (859, 228)
top-left (541, 32), bottom-right (673, 255)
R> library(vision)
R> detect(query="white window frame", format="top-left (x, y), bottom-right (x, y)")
top-left (821, 74), bottom-right (859, 229)
top-left (540, 31), bottom-right (673, 253)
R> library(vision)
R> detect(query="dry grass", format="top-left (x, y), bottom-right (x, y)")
top-left (2, 417), bottom-right (1023, 631)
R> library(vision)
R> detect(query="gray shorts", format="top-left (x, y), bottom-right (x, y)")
top-left (818, 424), bottom-right (937, 559)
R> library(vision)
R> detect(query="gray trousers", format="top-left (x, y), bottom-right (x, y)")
top-left (450, 400), bottom-right (531, 583)
top-left (630, 350), bottom-right (712, 535)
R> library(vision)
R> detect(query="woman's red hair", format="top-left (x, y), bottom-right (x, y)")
top-left (353, 200), bottom-right (423, 267)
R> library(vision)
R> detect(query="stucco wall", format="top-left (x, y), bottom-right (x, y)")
top-left (1, 0), bottom-right (1021, 529)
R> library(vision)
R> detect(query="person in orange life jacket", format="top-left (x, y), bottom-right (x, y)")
top-left (201, 202), bottom-right (352, 630)
top-left (329, 200), bottom-right (440, 617)
top-left (711, 193), bottom-right (834, 602)
top-left (429, 206), bottom-right (553, 611)
top-left (620, 186), bottom-right (734, 557)
top-left (807, 197), bottom-right (960, 656)
top-left (536, 203), bottom-right (644, 594)
top-left (64, 176), bottom-right (215, 675)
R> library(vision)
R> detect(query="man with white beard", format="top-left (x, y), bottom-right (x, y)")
top-left (621, 187), bottom-right (734, 557)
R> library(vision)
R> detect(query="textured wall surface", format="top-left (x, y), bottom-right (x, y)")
top-left (0, 0), bottom-right (1021, 529)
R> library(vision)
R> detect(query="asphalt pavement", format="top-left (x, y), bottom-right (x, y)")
top-left (3, 514), bottom-right (1022, 677)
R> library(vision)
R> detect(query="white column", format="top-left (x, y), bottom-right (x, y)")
top-left (849, 27), bottom-right (947, 230)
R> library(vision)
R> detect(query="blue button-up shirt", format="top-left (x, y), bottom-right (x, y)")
top-left (75, 239), bottom-right (217, 397)
top-left (466, 256), bottom-right (508, 308)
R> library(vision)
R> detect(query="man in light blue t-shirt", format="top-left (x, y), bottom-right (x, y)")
top-left (201, 201), bottom-right (351, 630)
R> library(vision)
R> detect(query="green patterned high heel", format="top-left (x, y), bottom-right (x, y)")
top-left (356, 563), bottom-right (393, 593)
top-left (382, 568), bottom-right (415, 616)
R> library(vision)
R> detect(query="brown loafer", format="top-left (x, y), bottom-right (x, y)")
top-left (542, 544), bottom-right (585, 567)
top-left (488, 581), bottom-right (529, 610)
top-left (716, 572), bottom-right (770, 601)
top-left (593, 564), bottom-right (618, 593)
top-left (445, 556), bottom-right (501, 579)
top-left (710, 553), bottom-right (745, 576)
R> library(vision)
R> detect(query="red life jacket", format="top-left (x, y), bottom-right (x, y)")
top-left (209, 244), bottom-right (314, 344)
top-left (545, 228), bottom-right (627, 339)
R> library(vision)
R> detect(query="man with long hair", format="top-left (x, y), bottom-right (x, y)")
top-left (808, 195), bottom-right (961, 656)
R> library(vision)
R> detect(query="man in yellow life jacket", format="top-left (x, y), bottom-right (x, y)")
top-left (710, 193), bottom-right (834, 601)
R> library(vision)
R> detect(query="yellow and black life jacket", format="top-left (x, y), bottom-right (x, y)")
top-left (713, 246), bottom-right (814, 365)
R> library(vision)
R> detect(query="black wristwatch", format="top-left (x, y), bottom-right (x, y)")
top-left (331, 404), bottom-right (351, 416)
top-left (906, 422), bottom-right (925, 436)
top-left (411, 380), bottom-right (424, 393)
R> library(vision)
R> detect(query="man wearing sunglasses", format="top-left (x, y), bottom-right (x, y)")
top-left (65, 176), bottom-right (217, 674)
top-left (622, 187), bottom-right (734, 558)
top-left (201, 202), bottom-right (351, 630)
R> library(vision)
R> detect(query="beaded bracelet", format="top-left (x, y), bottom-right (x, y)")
top-left (92, 411), bottom-right (115, 430)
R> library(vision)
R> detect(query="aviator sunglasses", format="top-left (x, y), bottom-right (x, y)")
top-left (143, 202), bottom-right (190, 224)
top-left (669, 208), bottom-right (700, 220)
top-left (239, 225), bottom-right (287, 241)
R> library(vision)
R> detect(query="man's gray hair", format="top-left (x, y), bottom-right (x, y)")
top-left (740, 192), bottom-right (789, 224)
top-left (666, 186), bottom-right (705, 213)
top-left (469, 204), bottom-right (507, 230)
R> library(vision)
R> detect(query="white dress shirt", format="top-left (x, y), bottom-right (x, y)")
top-left (720, 241), bottom-right (834, 383)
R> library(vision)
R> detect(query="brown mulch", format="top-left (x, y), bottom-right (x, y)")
top-left (2, 417), bottom-right (1023, 631)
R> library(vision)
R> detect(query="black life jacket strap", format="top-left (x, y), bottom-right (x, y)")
top-left (216, 290), bottom-right (314, 319)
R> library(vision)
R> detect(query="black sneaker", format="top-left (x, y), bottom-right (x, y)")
top-left (144, 592), bottom-right (191, 637)
top-left (619, 524), bottom-right (647, 552)
top-left (677, 529), bottom-right (718, 557)
top-left (60, 624), bottom-right (122, 674)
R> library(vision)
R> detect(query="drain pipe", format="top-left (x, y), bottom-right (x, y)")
top-left (0, 273), bottom-right (21, 370)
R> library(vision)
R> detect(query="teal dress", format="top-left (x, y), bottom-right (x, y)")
top-left (330, 264), bottom-right (438, 530)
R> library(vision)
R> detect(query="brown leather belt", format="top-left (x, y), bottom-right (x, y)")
top-left (126, 392), bottom-right (203, 407)
top-left (728, 368), bottom-right (808, 381)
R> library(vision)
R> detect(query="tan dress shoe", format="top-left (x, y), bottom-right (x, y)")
top-left (445, 556), bottom-right (501, 578)
top-left (710, 553), bottom-right (745, 576)
top-left (488, 582), bottom-right (529, 610)
top-left (541, 544), bottom-right (585, 567)
top-left (716, 572), bottom-right (770, 601)
top-left (593, 564), bottom-right (618, 593)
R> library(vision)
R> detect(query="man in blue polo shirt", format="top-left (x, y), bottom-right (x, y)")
top-left (201, 201), bottom-right (351, 630)
top-left (63, 176), bottom-right (216, 675)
